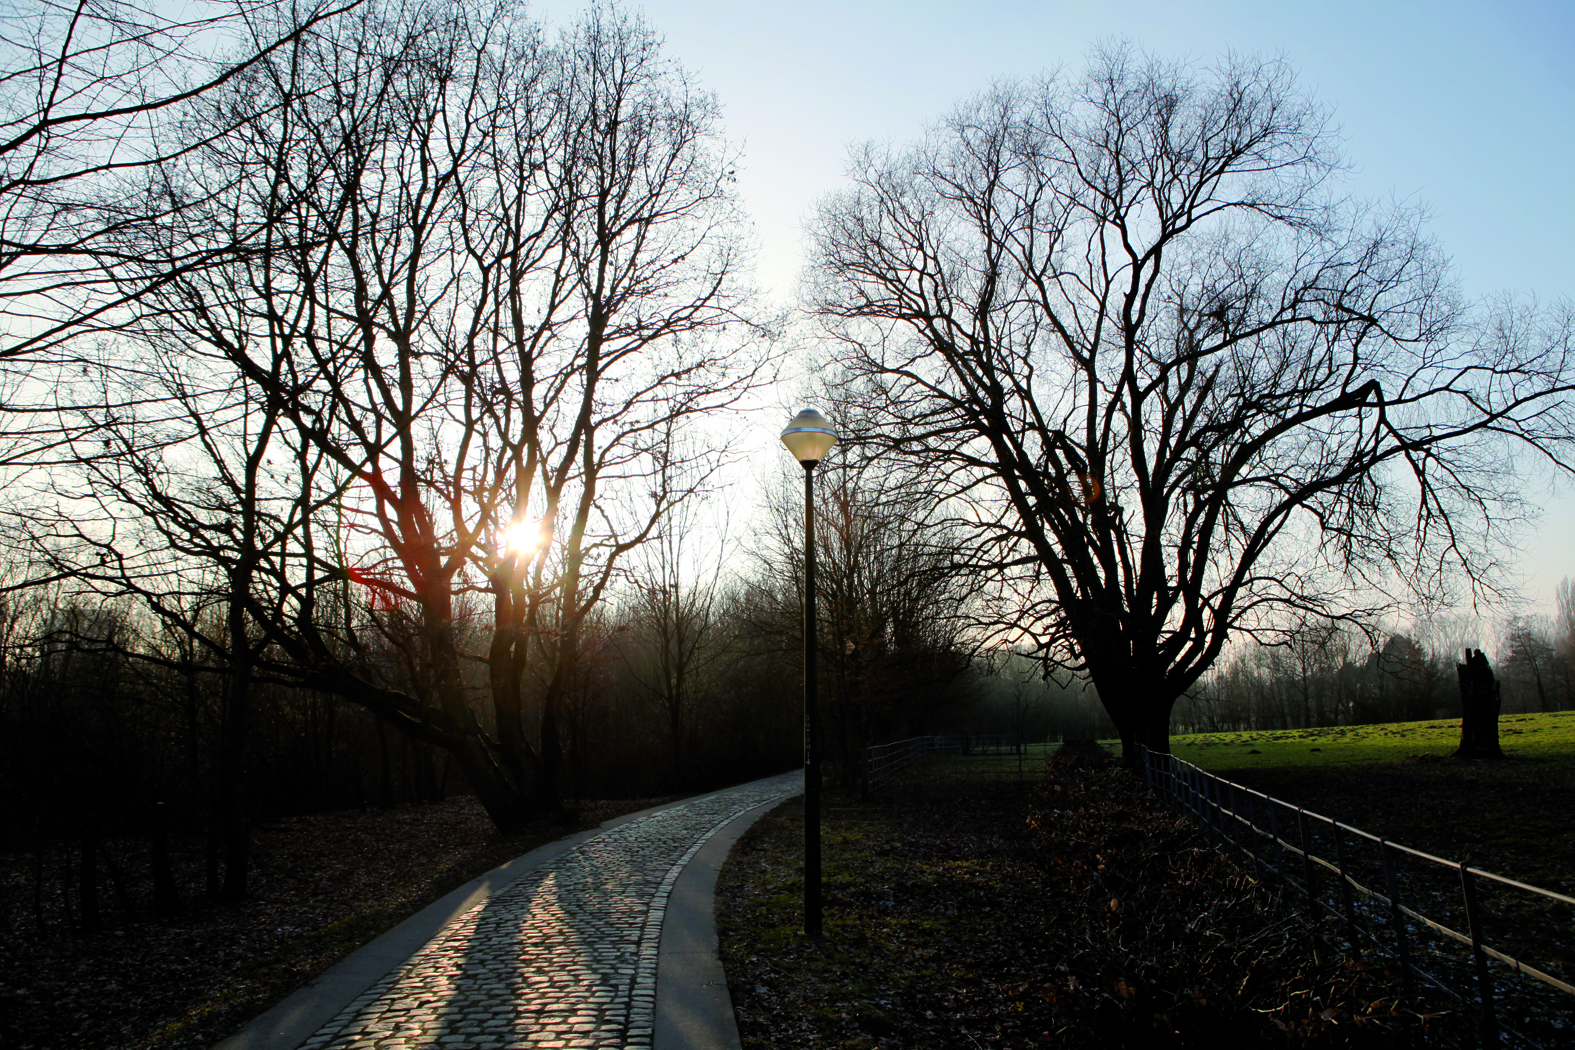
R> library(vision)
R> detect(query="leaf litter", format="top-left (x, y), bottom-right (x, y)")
top-left (717, 743), bottom-right (1460, 1048)
top-left (0, 794), bottom-right (675, 1050)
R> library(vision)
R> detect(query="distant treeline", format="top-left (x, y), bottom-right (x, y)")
top-left (961, 593), bottom-right (1575, 742)
top-left (1170, 608), bottom-right (1575, 734)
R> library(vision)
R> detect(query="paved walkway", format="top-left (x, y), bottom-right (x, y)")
top-left (218, 771), bottom-right (799, 1050)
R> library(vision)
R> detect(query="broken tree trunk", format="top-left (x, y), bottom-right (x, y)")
top-left (1455, 649), bottom-right (1504, 760)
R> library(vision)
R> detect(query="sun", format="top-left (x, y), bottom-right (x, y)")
top-left (504, 520), bottom-right (546, 556)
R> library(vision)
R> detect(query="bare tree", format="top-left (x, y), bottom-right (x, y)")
top-left (0, 0), bottom-right (354, 362)
top-left (809, 47), bottom-right (1575, 758)
top-left (42, 0), bottom-right (763, 833)
top-left (751, 454), bottom-right (978, 785)
top-left (615, 497), bottom-right (731, 788)
top-left (1556, 578), bottom-right (1575, 706)
top-left (30, 244), bottom-right (333, 896)
top-left (1499, 617), bottom-right (1567, 713)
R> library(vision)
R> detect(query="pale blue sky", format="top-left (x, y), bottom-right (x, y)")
top-left (536, 0), bottom-right (1575, 621)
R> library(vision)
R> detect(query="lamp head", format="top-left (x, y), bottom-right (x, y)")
top-left (780, 408), bottom-right (839, 465)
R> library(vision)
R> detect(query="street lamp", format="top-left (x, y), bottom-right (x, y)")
top-left (779, 408), bottom-right (838, 937)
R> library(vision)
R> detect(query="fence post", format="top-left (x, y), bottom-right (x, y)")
top-left (1245, 793), bottom-right (1261, 879)
top-left (1140, 744), bottom-right (1152, 793)
top-left (1229, 782), bottom-right (1244, 857)
top-left (1210, 775), bottom-right (1224, 838)
top-left (1268, 801), bottom-right (1284, 887)
top-left (1297, 808), bottom-right (1316, 907)
top-left (1379, 838), bottom-right (1412, 996)
top-left (1458, 861), bottom-right (1499, 1043)
top-left (1334, 826), bottom-right (1360, 948)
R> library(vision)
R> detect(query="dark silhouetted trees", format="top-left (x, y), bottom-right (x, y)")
top-left (810, 46), bottom-right (1575, 758)
top-left (13, 0), bottom-right (767, 849)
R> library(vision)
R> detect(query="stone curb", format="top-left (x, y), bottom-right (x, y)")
top-left (653, 791), bottom-right (796, 1050)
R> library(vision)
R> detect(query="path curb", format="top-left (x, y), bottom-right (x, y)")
top-left (654, 790), bottom-right (796, 1050)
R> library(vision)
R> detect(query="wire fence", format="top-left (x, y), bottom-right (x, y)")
top-left (865, 733), bottom-right (1030, 785)
top-left (1135, 743), bottom-right (1575, 1048)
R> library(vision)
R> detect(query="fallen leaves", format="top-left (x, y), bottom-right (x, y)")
top-left (717, 745), bottom-right (1460, 1048)
top-left (0, 794), bottom-right (671, 1050)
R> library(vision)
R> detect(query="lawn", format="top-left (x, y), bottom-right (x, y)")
top-left (1163, 710), bottom-right (1575, 771)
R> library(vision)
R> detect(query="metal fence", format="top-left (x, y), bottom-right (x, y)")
top-left (1135, 744), bottom-right (1575, 1048)
top-left (865, 733), bottom-right (1030, 787)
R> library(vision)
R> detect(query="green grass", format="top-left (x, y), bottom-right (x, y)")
top-left (1152, 710), bottom-right (1575, 903)
top-left (1162, 710), bottom-right (1575, 771)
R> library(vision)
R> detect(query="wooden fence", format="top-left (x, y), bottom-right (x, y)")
top-left (865, 733), bottom-right (1029, 787)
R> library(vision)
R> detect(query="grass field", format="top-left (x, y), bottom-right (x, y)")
top-left (1164, 710), bottom-right (1575, 770)
top-left (1150, 710), bottom-right (1575, 898)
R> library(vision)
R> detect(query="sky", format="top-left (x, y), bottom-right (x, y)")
top-left (533, 0), bottom-right (1575, 625)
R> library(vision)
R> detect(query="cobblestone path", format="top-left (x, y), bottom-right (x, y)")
top-left (297, 774), bottom-right (798, 1050)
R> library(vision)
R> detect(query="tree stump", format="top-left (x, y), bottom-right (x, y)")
top-left (1455, 649), bottom-right (1504, 759)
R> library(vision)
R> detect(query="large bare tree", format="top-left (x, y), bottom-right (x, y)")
top-left (809, 47), bottom-right (1575, 758)
top-left (45, 0), bottom-right (763, 833)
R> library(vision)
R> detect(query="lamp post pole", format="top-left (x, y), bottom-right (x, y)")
top-left (801, 457), bottom-right (822, 936)
top-left (780, 409), bottom-right (838, 938)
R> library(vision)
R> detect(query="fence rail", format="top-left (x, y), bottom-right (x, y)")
top-left (1135, 743), bottom-right (1574, 1048)
top-left (865, 733), bottom-right (1029, 787)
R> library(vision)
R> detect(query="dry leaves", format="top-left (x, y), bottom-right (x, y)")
top-left (717, 745), bottom-right (1458, 1048)
top-left (0, 794), bottom-right (671, 1050)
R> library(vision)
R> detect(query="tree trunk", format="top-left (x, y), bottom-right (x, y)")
top-left (375, 719), bottom-right (394, 809)
top-left (1455, 649), bottom-right (1504, 760)
top-left (78, 829), bottom-right (101, 932)
top-left (204, 823), bottom-right (219, 898)
top-left (151, 802), bottom-right (182, 915)
top-left (216, 637), bottom-right (251, 901)
top-left (447, 735), bottom-right (537, 833)
top-left (1102, 676), bottom-right (1174, 768)
top-left (667, 684), bottom-right (684, 791)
